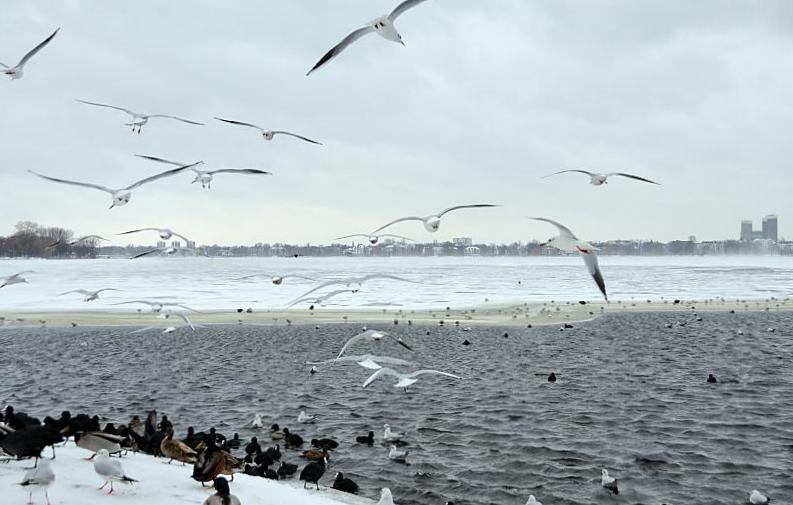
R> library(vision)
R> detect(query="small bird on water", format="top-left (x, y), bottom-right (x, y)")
top-left (749, 489), bottom-right (770, 504)
top-left (601, 468), bottom-right (619, 494)
top-left (707, 374), bottom-right (718, 383)
top-left (547, 372), bottom-right (557, 382)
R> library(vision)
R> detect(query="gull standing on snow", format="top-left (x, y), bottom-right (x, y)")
top-left (0, 271), bottom-right (34, 289)
top-left (29, 162), bottom-right (200, 209)
top-left (336, 329), bottom-right (413, 358)
top-left (1, 28), bottom-right (59, 80)
top-left (543, 169), bottom-right (660, 186)
top-left (307, 0), bottom-right (431, 75)
top-left (306, 354), bottom-right (415, 369)
top-left (363, 367), bottom-right (460, 392)
top-left (77, 100), bottom-right (203, 133)
top-left (19, 457), bottom-right (55, 505)
top-left (59, 288), bottom-right (120, 302)
top-left (46, 235), bottom-right (107, 249)
top-left (214, 117), bottom-right (322, 145)
top-left (532, 217), bottom-right (608, 301)
top-left (289, 274), bottom-right (415, 306)
top-left (135, 154), bottom-right (271, 189)
top-left (600, 468), bottom-right (619, 494)
top-left (371, 204), bottom-right (499, 234)
top-left (94, 449), bottom-right (137, 494)
top-left (334, 233), bottom-right (414, 245)
top-left (377, 488), bottom-right (396, 505)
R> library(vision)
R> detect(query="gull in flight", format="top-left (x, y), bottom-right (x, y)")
top-left (336, 329), bottom-right (413, 359)
top-left (29, 162), bottom-right (200, 209)
top-left (214, 117), bottom-right (322, 145)
top-left (307, 0), bottom-right (431, 76)
top-left (306, 354), bottom-right (415, 370)
top-left (46, 235), bottom-right (107, 249)
top-left (59, 288), bottom-right (120, 302)
top-left (334, 233), bottom-right (414, 245)
top-left (371, 204), bottom-right (499, 234)
top-left (135, 154), bottom-right (271, 189)
top-left (119, 227), bottom-right (191, 243)
top-left (131, 313), bottom-right (200, 334)
top-left (94, 449), bottom-right (137, 494)
top-left (76, 100), bottom-right (203, 133)
top-left (287, 289), bottom-right (358, 309)
top-left (363, 367), bottom-right (461, 391)
top-left (19, 457), bottom-right (55, 505)
top-left (532, 217), bottom-right (608, 301)
top-left (130, 247), bottom-right (201, 259)
top-left (113, 300), bottom-right (201, 314)
top-left (0, 271), bottom-right (34, 289)
top-left (543, 169), bottom-right (660, 186)
top-left (1, 27), bottom-right (59, 80)
top-left (236, 273), bottom-right (317, 285)
top-left (289, 273), bottom-right (416, 305)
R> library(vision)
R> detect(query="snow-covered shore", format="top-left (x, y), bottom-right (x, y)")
top-left (1, 445), bottom-right (374, 505)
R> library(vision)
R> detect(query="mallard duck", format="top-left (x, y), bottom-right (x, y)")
top-left (160, 428), bottom-right (197, 464)
top-left (301, 448), bottom-right (328, 461)
top-left (75, 431), bottom-right (124, 459)
top-left (270, 424), bottom-right (284, 440)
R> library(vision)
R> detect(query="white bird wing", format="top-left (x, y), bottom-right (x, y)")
top-left (130, 248), bottom-right (163, 259)
top-left (76, 99), bottom-right (137, 118)
top-left (112, 300), bottom-right (158, 307)
top-left (95, 288), bottom-right (121, 294)
top-left (134, 154), bottom-right (192, 166)
top-left (386, 333), bottom-right (414, 352)
top-left (125, 162), bottom-right (200, 190)
top-left (176, 313), bottom-right (196, 330)
top-left (271, 131), bottom-right (323, 145)
top-left (28, 170), bottom-right (114, 194)
top-left (163, 303), bottom-right (202, 313)
top-left (206, 168), bottom-right (272, 176)
top-left (118, 227), bottom-right (164, 237)
top-left (541, 169), bottom-right (596, 179)
top-left (288, 279), bottom-right (346, 305)
top-left (407, 369), bottom-right (461, 380)
top-left (21, 464), bottom-right (52, 485)
top-left (579, 250), bottom-right (608, 301)
top-left (146, 114), bottom-right (204, 125)
top-left (334, 234), bottom-right (368, 240)
top-left (17, 27), bottom-right (59, 67)
top-left (437, 204), bottom-right (499, 218)
top-left (362, 367), bottom-right (402, 388)
top-left (315, 289), bottom-right (354, 305)
top-left (355, 273), bottom-right (417, 285)
top-left (607, 172), bottom-right (661, 185)
top-left (356, 358), bottom-right (383, 370)
top-left (389, 0), bottom-right (430, 21)
top-left (336, 330), bottom-right (380, 359)
top-left (530, 217), bottom-right (579, 241)
top-left (95, 457), bottom-right (126, 479)
top-left (280, 274), bottom-right (318, 282)
top-left (213, 117), bottom-right (265, 132)
top-left (370, 216), bottom-right (424, 234)
top-left (364, 355), bottom-right (415, 366)
top-left (379, 234), bottom-right (415, 241)
top-left (78, 235), bottom-right (108, 243)
top-left (58, 289), bottom-right (91, 296)
top-left (170, 231), bottom-right (192, 243)
top-left (307, 25), bottom-right (375, 76)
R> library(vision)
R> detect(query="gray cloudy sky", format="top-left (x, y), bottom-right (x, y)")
top-left (2, 0), bottom-right (792, 245)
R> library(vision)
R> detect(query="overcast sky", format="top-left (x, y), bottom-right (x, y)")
top-left (1, 1), bottom-right (792, 245)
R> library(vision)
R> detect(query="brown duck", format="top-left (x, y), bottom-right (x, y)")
top-left (160, 428), bottom-right (197, 465)
top-left (192, 446), bottom-right (239, 486)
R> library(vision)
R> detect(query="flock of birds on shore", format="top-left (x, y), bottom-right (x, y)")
top-left (0, 1), bottom-right (779, 505)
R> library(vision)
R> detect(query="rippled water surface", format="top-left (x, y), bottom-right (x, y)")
top-left (2, 312), bottom-right (792, 504)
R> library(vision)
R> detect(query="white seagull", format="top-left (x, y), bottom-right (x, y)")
top-left (29, 162), bottom-right (199, 209)
top-left (94, 449), bottom-right (137, 495)
top-left (130, 313), bottom-right (199, 334)
top-left (382, 424), bottom-right (404, 443)
top-left (130, 247), bottom-right (202, 259)
top-left (297, 411), bottom-right (318, 424)
top-left (77, 100), bottom-right (203, 133)
top-left (387, 445), bottom-right (409, 461)
top-left (119, 227), bottom-right (191, 243)
top-left (525, 496), bottom-right (543, 505)
top-left (601, 468), bottom-right (619, 494)
top-left (112, 300), bottom-right (201, 313)
top-left (306, 354), bottom-right (415, 369)
top-left (363, 367), bottom-right (461, 391)
top-left (287, 288), bottom-right (358, 309)
top-left (251, 414), bottom-right (263, 429)
top-left (749, 490), bottom-right (770, 505)
top-left (1, 28), bottom-right (59, 80)
top-left (19, 457), bottom-right (55, 505)
top-left (59, 288), bottom-right (120, 302)
top-left (289, 274), bottom-right (415, 306)
top-left (214, 117), bottom-right (322, 145)
top-left (336, 329), bottom-right (413, 358)
top-left (307, 0), bottom-right (431, 75)
top-left (543, 169), bottom-right (660, 186)
top-left (135, 154), bottom-right (271, 189)
top-left (532, 217), bottom-right (608, 301)
top-left (46, 235), bottom-right (107, 249)
top-left (377, 488), bottom-right (396, 505)
top-left (334, 233), bottom-right (414, 245)
top-left (371, 204), bottom-right (499, 234)
top-left (0, 271), bottom-right (34, 289)
top-left (236, 273), bottom-right (317, 285)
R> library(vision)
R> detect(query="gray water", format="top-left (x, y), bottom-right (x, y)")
top-left (1, 312), bottom-right (792, 504)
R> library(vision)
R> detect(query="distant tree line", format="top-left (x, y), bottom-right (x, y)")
top-left (0, 221), bottom-right (99, 258)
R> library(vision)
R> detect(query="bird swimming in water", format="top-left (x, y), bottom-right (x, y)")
top-left (601, 468), bottom-right (618, 494)
top-left (547, 372), bottom-right (557, 383)
top-left (332, 472), bottom-right (359, 494)
top-left (356, 431), bottom-right (375, 445)
top-left (707, 374), bottom-right (718, 383)
top-left (749, 489), bottom-right (770, 504)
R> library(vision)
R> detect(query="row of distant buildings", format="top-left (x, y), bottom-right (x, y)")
top-left (740, 215), bottom-right (778, 242)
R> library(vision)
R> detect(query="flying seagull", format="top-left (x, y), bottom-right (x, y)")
top-left (532, 217), bottom-right (608, 301)
top-left (334, 233), bottom-right (414, 245)
top-left (59, 288), bottom-right (120, 302)
top-left (289, 273), bottom-right (415, 306)
top-left (307, 0), bottom-right (431, 75)
top-left (46, 235), bottom-right (107, 249)
top-left (371, 204), bottom-right (499, 234)
top-left (236, 273), bottom-right (317, 285)
top-left (29, 162), bottom-right (199, 209)
top-left (287, 288), bottom-right (358, 309)
top-left (130, 247), bottom-right (201, 259)
top-left (135, 154), bottom-right (271, 189)
top-left (76, 99), bottom-right (204, 133)
top-left (112, 300), bottom-right (201, 313)
top-left (119, 227), bottom-right (191, 243)
top-left (131, 313), bottom-right (200, 334)
top-left (214, 117), bottom-right (322, 145)
top-left (363, 367), bottom-right (461, 391)
top-left (336, 329), bottom-right (413, 359)
top-left (0, 271), bottom-right (34, 289)
top-left (543, 169), bottom-right (660, 186)
top-left (1, 27), bottom-right (59, 80)
top-left (306, 354), bottom-right (415, 369)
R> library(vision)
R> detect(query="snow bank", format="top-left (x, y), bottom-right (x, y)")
top-left (0, 445), bottom-right (374, 505)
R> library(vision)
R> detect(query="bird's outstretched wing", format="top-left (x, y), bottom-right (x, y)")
top-left (214, 117), bottom-right (264, 131)
top-left (76, 99), bottom-right (137, 117)
top-left (541, 169), bottom-right (596, 179)
top-left (134, 154), bottom-right (192, 166)
top-left (370, 217), bottom-right (424, 234)
top-left (530, 217), bottom-right (579, 241)
top-left (334, 234), bottom-right (368, 240)
top-left (17, 27), bottom-right (60, 67)
top-left (125, 162), bottom-right (199, 190)
top-left (437, 204), bottom-right (499, 218)
top-left (579, 250), bottom-right (608, 300)
top-left (362, 367), bottom-right (401, 388)
top-left (29, 170), bottom-right (114, 194)
top-left (307, 26), bottom-right (375, 76)
top-left (608, 172), bottom-right (661, 185)
top-left (387, 334), bottom-right (414, 352)
top-left (206, 168), bottom-right (272, 176)
top-left (147, 114), bottom-right (204, 125)
top-left (58, 289), bottom-right (91, 296)
top-left (354, 273), bottom-right (416, 284)
top-left (271, 131), bottom-right (323, 145)
top-left (118, 227), bottom-right (163, 236)
top-left (389, 0), bottom-right (430, 21)
top-left (130, 249), bottom-right (162, 259)
top-left (408, 369), bottom-right (461, 379)
top-left (337, 330), bottom-right (382, 359)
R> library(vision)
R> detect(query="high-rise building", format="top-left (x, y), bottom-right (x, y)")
top-left (740, 220), bottom-right (753, 241)
top-left (453, 237), bottom-right (473, 247)
top-left (157, 240), bottom-right (167, 249)
top-left (762, 215), bottom-right (778, 242)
